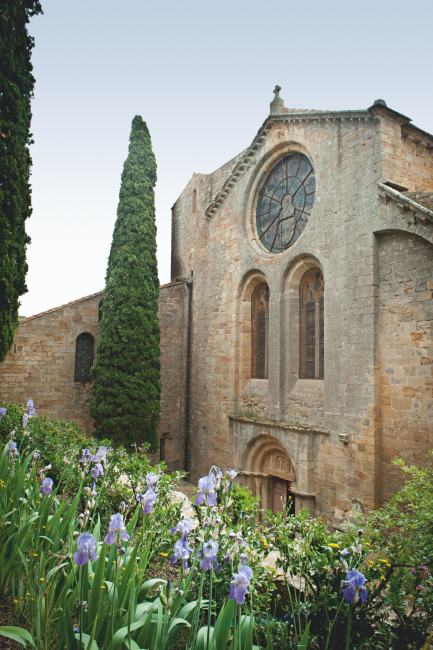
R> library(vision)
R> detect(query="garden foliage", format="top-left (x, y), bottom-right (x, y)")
top-left (0, 400), bottom-right (432, 649)
top-left (90, 116), bottom-right (161, 451)
top-left (0, 0), bottom-right (42, 362)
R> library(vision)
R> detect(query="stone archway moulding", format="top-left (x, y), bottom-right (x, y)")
top-left (243, 432), bottom-right (296, 482)
top-left (240, 431), bottom-right (297, 516)
top-left (67, 323), bottom-right (100, 344)
top-left (243, 135), bottom-right (317, 259)
top-left (279, 254), bottom-right (325, 405)
top-left (232, 269), bottom-right (271, 403)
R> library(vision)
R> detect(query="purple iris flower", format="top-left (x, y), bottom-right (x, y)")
top-left (170, 517), bottom-right (193, 535)
top-left (170, 531), bottom-right (191, 570)
top-left (342, 570), bottom-right (368, 604)
top-left (197, 540), bottom-right (219, 571)
top-left (226, 468), bottom-right (237, 489)
top-left (32, 451), bottom-right (40, 460)
top-left (119, 501), bottom-right (126, 513)
top-left (0, 407), bottom-right (7, 419)
top-left (92, 463), bottom-right (104, 480)
top-left (90, 446), bottom-right (107, 463)
top-left (194, 474), bottom-right (217, 507)
top-left (229, 564), bottom-right (253, 605)
top-left (146, 472), bottom-right (159, 491)
top-left (137, 488), bottom-right (157, 514)
top-left (104, 513), bottom-right (130, 545)
top-left (74, 532), bottom-right (98, 566)
top-left (27, 400), bottom-right (36, 418)
top-left (39, 477), bottom-right (53, 497)
top-left (341, 548), bottom-right (350, 558)
top-left (6, 441), bottom-right (19, 457)
top-left (79, 449), bottom-right (92, 463)
top-left (209, 466), bottom-right (223, 489)
top-left (22, 413), bottom-right (29, 427)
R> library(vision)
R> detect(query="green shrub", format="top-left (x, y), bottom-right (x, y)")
top-left (0, 400), bottom-right (184, 532)
top-left (229, 482), bottom-right (260, 525)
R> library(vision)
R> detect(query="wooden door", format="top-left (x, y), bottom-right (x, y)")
top-left (272, 477), bottom-right (288, 515)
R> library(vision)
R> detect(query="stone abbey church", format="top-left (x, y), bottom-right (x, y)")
top-left (1, 89), bottom-right (433, 528)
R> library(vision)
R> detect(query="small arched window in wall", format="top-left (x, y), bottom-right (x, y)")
top-left (192, 189), bottom-right (197, 213)
top-left (251, 282), bottom-right (270, 379)
top-left (74, 333), bottom-right (94, 383)
top-left (300, 269), bottom-right (324, 379)
top-left (98, 299), bottom-right (104, 323)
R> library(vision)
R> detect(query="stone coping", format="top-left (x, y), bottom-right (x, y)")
top-left (205, 110), bottom-right (371, 220)
top-left (377, 182), bottom-right (433, 222)
top-left (229, 414), bottom-right (330, 436)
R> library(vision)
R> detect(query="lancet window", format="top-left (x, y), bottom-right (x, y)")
top-left (300, 269), bottom-right (324, 379)
top-left (251, 282), bottom-right (269, 379)
top-left (74, 333), bottom-right (94, 383)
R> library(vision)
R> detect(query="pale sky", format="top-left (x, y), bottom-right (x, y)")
top-left (21, 0), bottom-right (433, 317)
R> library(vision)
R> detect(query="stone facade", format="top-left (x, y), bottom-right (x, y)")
top-left (170, 92), bottom-right (433, 526)
top-left (1, 91), bottom-right (432, 527)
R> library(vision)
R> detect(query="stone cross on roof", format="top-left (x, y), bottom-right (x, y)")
top-left (270, 85), bottom-right (284, 113)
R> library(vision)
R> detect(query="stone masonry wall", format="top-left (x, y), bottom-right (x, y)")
top-left (0, 284), bottom-right (188, 472)
top-left (378, 231), bottom-right (433, 500)
top-left (148, 281), bottom-right (188, 472)
top-left (371, 104), bottom-right (433, 192)
top-left (0, 292), bottom-right (102, 432)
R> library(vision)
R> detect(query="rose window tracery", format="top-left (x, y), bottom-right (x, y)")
top-left (256, 153), bottom-right (315, 253)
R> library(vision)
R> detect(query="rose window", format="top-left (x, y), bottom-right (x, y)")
top-left (256, 153), bottom-right (315, 253)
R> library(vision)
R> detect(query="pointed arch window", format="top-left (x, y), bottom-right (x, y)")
top-left (300, 269), bottom-right (324, 379)
top-left (74, 333), bottom-right (94, 383)
top-left (251, 282), bottom-right (269, 379)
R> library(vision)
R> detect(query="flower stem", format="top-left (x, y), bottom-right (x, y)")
top-left (345, 606), bottom-right (352, 650)
top-left (188, 571), bottom-right (205, 650)
top-left (113, 547), bottom-right (118, 638)
top-left (324, 597), bottom-right (345, 650)
top-left (207, 568), bottom-right (213, 649)
top-left (80, 566), bottom-right (84, 648)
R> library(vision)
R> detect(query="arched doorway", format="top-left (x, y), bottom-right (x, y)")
top-left (242, 434), bottom-right (296, 519)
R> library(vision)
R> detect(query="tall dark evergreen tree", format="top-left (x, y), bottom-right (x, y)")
top-left (0, 0), bottom-right (42, 361)
top-left (90, 116), bottom-right (161, 451)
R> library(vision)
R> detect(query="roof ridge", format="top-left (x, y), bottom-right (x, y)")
top-left (19, 282), bottom-right (188, 324)
top-left (19, 290), bottom-right (104, 323)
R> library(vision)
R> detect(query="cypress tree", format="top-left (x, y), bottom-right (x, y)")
top-left (0, 0), bottom-right (42, 362)
top-left (90, 116), bottom-right (161, 451)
